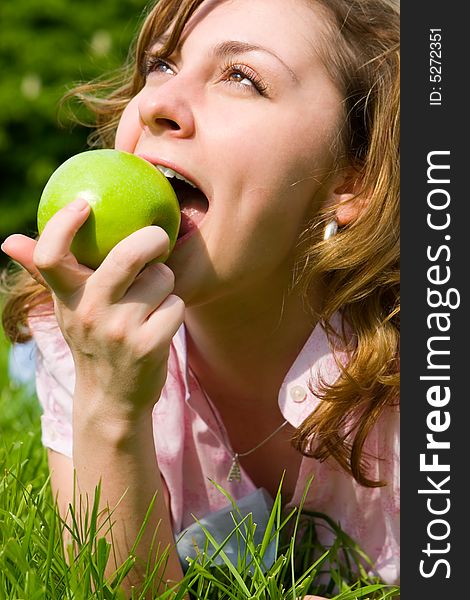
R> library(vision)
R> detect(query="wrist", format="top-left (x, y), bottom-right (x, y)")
top-left (72, 390), bottom-right (155, 451)
top-left (73, 372), bottom-right (157, 419)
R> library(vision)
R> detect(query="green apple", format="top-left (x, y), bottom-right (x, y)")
top-left (37, 149), bottom-right (181, 269)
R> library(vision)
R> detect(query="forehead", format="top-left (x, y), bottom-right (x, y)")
top-left (176, 0), bottom-right (333, 71)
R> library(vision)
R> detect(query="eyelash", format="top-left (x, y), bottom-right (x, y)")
top-left (218, 60), bottom-right (268, 96)
top-left (143, 54), bottom-right (174, 77)
top-left (142, 55), bottom-right (269, 97)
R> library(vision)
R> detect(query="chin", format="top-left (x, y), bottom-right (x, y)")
top-left (170, 260), bottom-right (230, 310)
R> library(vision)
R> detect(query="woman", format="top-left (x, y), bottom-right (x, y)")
top-left (1, 0), bottom-right (400, 596)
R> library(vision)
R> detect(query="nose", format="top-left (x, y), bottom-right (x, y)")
top-left (137, 77), bottom-right (196, 139)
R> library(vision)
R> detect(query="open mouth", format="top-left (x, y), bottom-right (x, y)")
top-left (171, 178), bottom-right (209, 239)
top-left (156, 165), bottom-right (209, 239)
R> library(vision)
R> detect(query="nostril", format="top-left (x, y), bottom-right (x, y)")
top-left (157, 118), bottom-right (180, 131)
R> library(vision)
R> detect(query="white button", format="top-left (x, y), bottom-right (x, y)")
top-left (290, 385), bottom-right (307, 403)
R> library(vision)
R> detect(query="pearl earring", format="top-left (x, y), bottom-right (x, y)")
top-left (323, 219), bottom-right (338, 241)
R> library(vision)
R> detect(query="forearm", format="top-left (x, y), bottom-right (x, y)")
top-left (73, 399), bottom-right (183, 595)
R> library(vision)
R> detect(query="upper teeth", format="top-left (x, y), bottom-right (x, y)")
top-left (156, 165), bottom-right (196, 188)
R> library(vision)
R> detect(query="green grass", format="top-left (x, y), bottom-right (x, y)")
top-left (0, 328), bottom-right (400, 599)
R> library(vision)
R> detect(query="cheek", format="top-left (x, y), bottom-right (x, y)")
top-left (232, 186), bottom-right (313, 262)
top-left (114, 96), bottom-right (142, 152)
top-left (212, 109), bottom-right (336, 190)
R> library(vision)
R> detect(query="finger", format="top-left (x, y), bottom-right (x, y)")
top-left (1, 234), bottom-right (48, 287)
top-left (142, 294), bottom-right (185, 350)
top-left (33, 198), bottom-right (93, 298)
top-left (118, 262), bottom-right (176, 322)
top-left (89, 226), bottom-right (170, 302)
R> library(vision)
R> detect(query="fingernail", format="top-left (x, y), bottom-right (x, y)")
top-left (69, 197), bottom-right (90, 211)
top-left (0, 237), bottom-right (13, 253)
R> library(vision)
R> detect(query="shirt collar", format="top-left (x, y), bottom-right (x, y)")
top-left (171, 323), bottom-right (191, 403)
top-left (278, 312), bottom-right (349, 427)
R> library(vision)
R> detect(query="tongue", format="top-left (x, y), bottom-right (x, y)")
top-left (180, 204), bottom-right (205, 236)
top-left (167, 178), bottom-right (208, 238)
top-left (178, 188), bottom-right (208, 237)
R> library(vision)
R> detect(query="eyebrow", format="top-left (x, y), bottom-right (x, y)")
top-left (211, 40), bottom-right (299, 83)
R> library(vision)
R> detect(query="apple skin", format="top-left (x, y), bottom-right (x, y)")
top-left (37, 149), bottom-right (181, 269)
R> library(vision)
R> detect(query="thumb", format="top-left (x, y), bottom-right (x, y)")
top-left (2, 234), bottom-right (47, 288)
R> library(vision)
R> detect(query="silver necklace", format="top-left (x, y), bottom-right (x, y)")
top-left (198, 380), bottom-right (289, 482)
top-left (226, 419), bottom-right (289, 482)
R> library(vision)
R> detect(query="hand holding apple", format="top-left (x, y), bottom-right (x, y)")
top-left (37, 149), bottom-right (181, 269)
top-left (1, 148), bottom-right (185, 424)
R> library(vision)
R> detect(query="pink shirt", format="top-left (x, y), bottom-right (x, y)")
top-left (30, 313), bottom-right (399, 584)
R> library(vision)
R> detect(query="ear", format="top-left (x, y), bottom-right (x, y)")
top-left (331, 171), bottom-right (369, 227)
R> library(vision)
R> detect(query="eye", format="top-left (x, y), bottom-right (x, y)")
top-left (143, 55), bottom-right (176, 78)
top-left (229, 71), bottom-right (254, 87)
top-left (221, 62), bottom-right (269, 96)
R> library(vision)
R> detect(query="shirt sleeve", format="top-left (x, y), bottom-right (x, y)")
top-left (29, 313), bottom-right (75, 458)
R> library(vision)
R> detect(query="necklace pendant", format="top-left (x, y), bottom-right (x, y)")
top-left (227, 454), bottom-right (241, 482)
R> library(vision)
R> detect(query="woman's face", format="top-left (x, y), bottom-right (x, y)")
top-left (116, 0), bottom-right (345, 306)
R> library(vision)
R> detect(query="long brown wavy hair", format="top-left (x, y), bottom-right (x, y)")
top-left (2, 0), bottom-right (400, 487)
